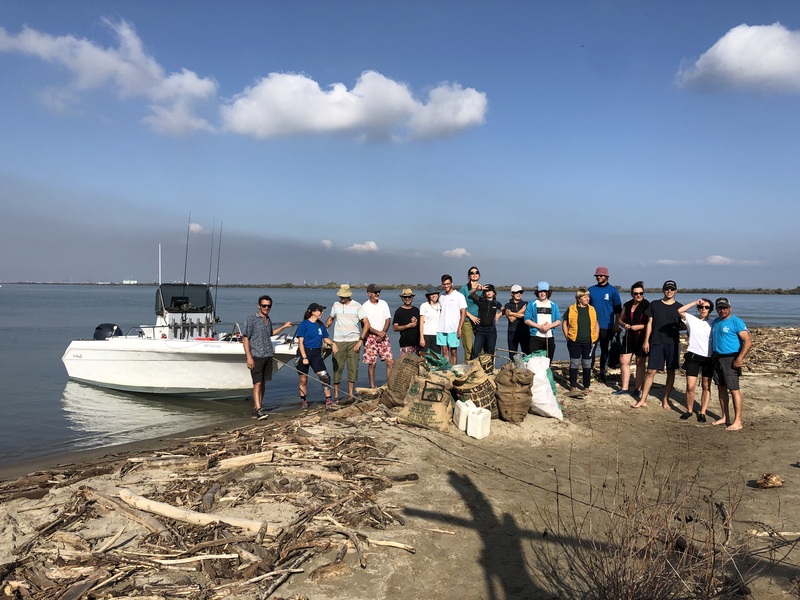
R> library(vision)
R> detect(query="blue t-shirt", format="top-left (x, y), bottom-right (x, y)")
top-left (296, 319), bottom-right (329, 349)
top-left (588, 284), bottom-right (622, 329)
top-left (711, 315), bottom-right (747, 354)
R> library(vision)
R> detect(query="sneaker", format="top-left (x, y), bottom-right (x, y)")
top-left (697, 413), bottom-right (707, 423)
top-left (256, 408), bottom-right (269, 421)
top-left (679, 411), bottom-right (693, 420)
top-left (611, 389), bottom-right (629, 396)
top-left (301, 400), bottom-right (309, 409)
top-left (251, 408), bottom-right (262, 419)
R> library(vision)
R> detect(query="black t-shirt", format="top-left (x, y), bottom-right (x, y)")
top-left (504, 299), bottom-right (527, 332)
top-left (393, 306), bottom-right (420, 347)
top-left (645, 299), bottom-right (683, 344)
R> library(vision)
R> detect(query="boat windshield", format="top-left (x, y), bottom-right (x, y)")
top-left (155, 284), bottom-right (214, 315)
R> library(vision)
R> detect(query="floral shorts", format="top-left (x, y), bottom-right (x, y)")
top-left (362, 335), bottom-right (393, 365)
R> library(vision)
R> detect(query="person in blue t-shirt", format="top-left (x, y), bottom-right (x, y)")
top-left (296, 303), bottom-right (338, 409)
top-left (588, 266), bottom-right (622, 383)
top-left (710, 297), bottom-right (752, 431)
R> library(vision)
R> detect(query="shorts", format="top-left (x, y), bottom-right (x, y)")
top-left (362, 335), bottom-right (393, 365)
top-left (296, 347), bottom-right (327, 375)
top-left (683, 352), bottom-right (712, 378)
top-left (647, 342), bottom-right (679, 371)
top-left (436, 331), bottom-right (461, 348)
top-left (400, 346), bottom-right (419, 356)
top-left (713, 354), bottom-right (741, 391)
top-left (250, 356), bottom-right (274, 384)
top-left (621, 332), bottom-right (646, 357)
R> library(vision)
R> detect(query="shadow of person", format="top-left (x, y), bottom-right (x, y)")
top-left (405, 470), bottom-right (550, 599)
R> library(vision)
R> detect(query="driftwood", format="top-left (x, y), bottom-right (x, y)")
top-left (216, 450), bottom-right (274, 471)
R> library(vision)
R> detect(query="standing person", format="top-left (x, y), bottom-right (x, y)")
top-left (393, 288), bottom-right (420, 355)
top-left (437, 274), bottom-right (467, 365)
top-left (614, 281), bottom-right (650, 398)
top-left (677, 298), bottom-right (715, 422)
top-left (588, 266), bottom-right (622, 383)
top-left (562, 288), bottom-right (600, 396)
top-left (360, 284), bottom-right (394, 388)
top-left (631, 280), bottom-right (683, 410)
top-left (296, 303), bottom-right (337, 408)
top-left (710, 298), bottom-right (752, 431)
top-left (325, 284), bottom-right (364, 403)
top-left (419, 285), bottom-right (441, 354)
top-left (242, 295), bottom-right (293, 419)
top-left (459, 266), bottom-right (482, 361)
top-left (523, 281), bottom-right (561, 363)
top-left (469, 284), bottom-right (503, 365)
top-left (504, 285), bottom-right (530, 361)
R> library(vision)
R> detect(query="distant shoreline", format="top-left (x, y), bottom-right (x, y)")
top-left (5, 281), bottom-right (800, 295)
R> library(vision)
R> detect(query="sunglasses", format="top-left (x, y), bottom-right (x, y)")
top-left (697, 305), bottom-right (711, 310)
top-left (664, 287), bottom-right (676, 292)
top-left (512, 291), bottom-right (522, 294)
top-left (595, 275), bottom-right (607, 278)
top-left (370, 291), bottom-right (381, 295)
top-left (260, 304), bottom-right (272, 308)
top-left (469, 271), bottom-right (479, 275)
top-left (632, 292), bottom-right (644, 296)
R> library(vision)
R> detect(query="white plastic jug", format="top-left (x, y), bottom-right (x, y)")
top-left (466, 407), bottom-right (491, 439)
top-left (453, 399), bottom-right (476, 431)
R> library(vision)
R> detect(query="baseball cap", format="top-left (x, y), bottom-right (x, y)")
top-left (510, 284), bottom-right (523, 293)
top-left (366, 283), bottom-right (381, 293)
top-left (307, 302), bottom-right (326, 312)
top-left (483, 284), bottom-right (495, 292)
top-left (662, 280), bottom-right (677, 290)
top-left (715, 297), bottom-right (731, 309)
top-left (536, 281), bottom-right (550, 292)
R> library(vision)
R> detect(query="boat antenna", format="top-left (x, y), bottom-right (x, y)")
top-left (182, 212), bottom-right (191, 295)
top-left (206, 218), bottom-right (216, 287)
top-left (158, 243), bottom-right (162, 286)
top-left (213, 222), bottom-right (223, 321)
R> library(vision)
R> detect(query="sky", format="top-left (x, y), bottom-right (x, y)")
top-left (1, 1), bottom-right (799, 289)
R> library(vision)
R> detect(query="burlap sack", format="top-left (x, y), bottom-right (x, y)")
top-left (396, 374), bottom-right (454, 432)
top-left (476, 352), bottom-right (495, 375)
top-left (494, 362), bottom-right (534, 424)
top-left (381, 353), bottom-right (427, 408)
top-left (452, 361), bottom-right (498, 418)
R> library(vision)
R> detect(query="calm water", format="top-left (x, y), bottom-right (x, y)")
top-left (1, 284), bottom-right (798, 466)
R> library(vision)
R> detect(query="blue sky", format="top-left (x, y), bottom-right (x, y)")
top-left (2, 1), bottom-right (799, 289)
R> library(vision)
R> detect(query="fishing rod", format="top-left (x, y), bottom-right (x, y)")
top-left (213, 223), bottom-right (223, 323)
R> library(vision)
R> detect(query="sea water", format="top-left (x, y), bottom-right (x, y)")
top-left (0, 284), bottom-right (797, 465)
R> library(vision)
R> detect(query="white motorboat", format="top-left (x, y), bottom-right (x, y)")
top-left (62, 283), bottom-right (299, 399)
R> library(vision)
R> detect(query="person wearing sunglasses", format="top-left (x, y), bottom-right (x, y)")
top-left (710, 297), bottom-right (752, 431)
top-left (631, 280), bottom-right (683, 410)
top-left (504, 285), bottom-right (530, 361)
top-left (677, 298), bottom-right (715, 422)
top-left (459, 266), bottom-right (483, 361)
top-left (614, 281), bottom-right (650, 399)
top-left (242, 295), bottom-right (293, 419)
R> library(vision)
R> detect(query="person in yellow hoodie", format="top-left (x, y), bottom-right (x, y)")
top-left (562, 288), bottom-right (599, 397)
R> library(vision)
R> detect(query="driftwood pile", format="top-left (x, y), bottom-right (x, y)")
top-left (744, 327), bottom-right (800, 374)
top-left (0, 411), bottom-right (417, 599)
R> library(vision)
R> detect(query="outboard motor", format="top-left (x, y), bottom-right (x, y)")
top-left (94, 323), bottom-right (122, 340)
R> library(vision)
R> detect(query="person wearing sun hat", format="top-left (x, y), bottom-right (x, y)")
top-left (588, 266), bottom-right (622, 383)
top-left (393, 288), bottom-right (421, 355)
top-left (325, 284), bottom-right (364, 402)
top-left (631, 279), bottom-right (683, 410)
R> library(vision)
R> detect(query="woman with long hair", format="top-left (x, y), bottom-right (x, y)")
top-left (614, 281), bottom-right (650, 399)
top-left (677, 298), bottom-right (715, 422)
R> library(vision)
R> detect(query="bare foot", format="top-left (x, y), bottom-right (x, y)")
top-left (712, 418), bottom-right (727, 426)
top-left (662, 402), bottom-right (670, 410)
top-left (726, 422), bottom-right (743, 431)
top-left (630, 401), bottom-right (647, 409)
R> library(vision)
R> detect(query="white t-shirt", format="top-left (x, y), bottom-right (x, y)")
top-left (683, 313), bottom-right (713, 357)
top-left (438, 290), bottom-right (467, 334)
top-left (329, 300), bottom-right (363, 342)
top-left (360, 299), bottom-right (391, 332)
top-left (419, 301), bottom-right (442, 335)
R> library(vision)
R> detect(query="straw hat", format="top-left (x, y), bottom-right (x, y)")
top-left (336, 284), bottom-right (353, 298)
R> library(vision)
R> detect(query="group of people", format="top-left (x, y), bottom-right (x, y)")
top-left (241, 266), bottom-right (753, 431)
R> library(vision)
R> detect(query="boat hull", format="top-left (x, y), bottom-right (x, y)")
top-left (62, 337), bottom-right (296, 400)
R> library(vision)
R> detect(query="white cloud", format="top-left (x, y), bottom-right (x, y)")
top-left (220, 70), bottom-right (487, 141)
top-left (321, 239), bottom-right (333, 250)
top-left (345, 240), bottom-right (380, 253)
top-left (442, 247), bottom-right (470, 258)
top-left (188, 223), bottom-right (207, 234)
top-left (656, 255), bottom-right (764, 267)
top-left (677, 23), bottom-right (800, 92)
top-left (0, 20), bottom-right (217, 135)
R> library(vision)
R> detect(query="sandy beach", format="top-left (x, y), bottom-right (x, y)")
top-left (1, 327), bottom-right (798, 599)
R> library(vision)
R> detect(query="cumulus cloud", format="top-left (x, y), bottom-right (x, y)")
top-left (219, 70), bottom-right (487, 141)
top-left (442, 247), bottom-right (470, 258)
top-left (656, 255), bottom-right (764, 267)
top-left (188, 223), bottom-right (207, 234)
top-left (321, 239), bottom-right (333, 250)
top-left (345, 240), bottom-right (380, 253)
top-left (0, 20), bottom-right (217, 134)
top-left (677, 22), bottom-right (800, 92)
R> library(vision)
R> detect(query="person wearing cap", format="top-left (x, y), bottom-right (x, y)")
top-left (459, 266), bottom-right (483, 361)
top-left (393, 288), bottom-right (421, 355)
top-left (296, 303), bottom-right (338, 409)
top-left (710, 298), bottom-right (752, 431)
top-left (631, 280), bottom-right (684, 410)
top-left (504, 285), bottom-right (530, 361)
top-left (360, 283), bottom-right (394, 387)
top-left (437, 274), bottom-right (467, 365)
top-left (469, 284), bottom-right (504, 365)
top-left (588, 267), bottom-right (622, 383)
top-left (676, 297), bottom-right (715, 422)
top-left (419, 285), bottom-right (442, 354)
top-left (242, 295), bottom-right (293, 419)
top-left (325, 284), bottom-right (364, 402)
top-left (523, 281), bottom-right (562, 363)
